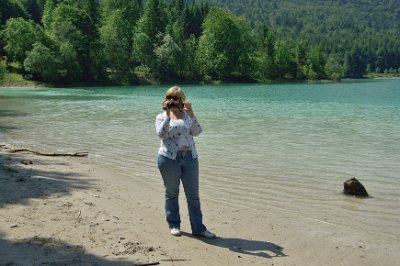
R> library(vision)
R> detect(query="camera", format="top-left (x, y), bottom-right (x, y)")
top-left (163, 102), bottom-right (184, 110)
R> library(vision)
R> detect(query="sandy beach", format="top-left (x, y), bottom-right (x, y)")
top-left (1, 144), bottom-right (399, 266)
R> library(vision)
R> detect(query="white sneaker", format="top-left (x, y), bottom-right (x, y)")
top-left (170, 228), bottom-right (181, 236)
top-left (195, 230), bottom-right (216, 239)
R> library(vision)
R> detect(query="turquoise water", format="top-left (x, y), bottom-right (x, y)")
top-left (1, 80), bottom-right (399, 241)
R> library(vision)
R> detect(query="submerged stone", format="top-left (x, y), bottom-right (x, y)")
top-left (343, 177), bottom-right (369, 197)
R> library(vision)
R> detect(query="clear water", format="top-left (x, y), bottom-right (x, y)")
top-left (1, 80), bottom-right (399, 242)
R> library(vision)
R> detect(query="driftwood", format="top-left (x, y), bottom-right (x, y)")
top-left (136, 262), bottom-right (160, 266)
top-left (7, 148), bottom-right (88, 157)
top-left (159, 259), bottom-right (188, 262)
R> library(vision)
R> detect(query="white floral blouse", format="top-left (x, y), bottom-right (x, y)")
top-left (155, 111), bottom-right (203, 159)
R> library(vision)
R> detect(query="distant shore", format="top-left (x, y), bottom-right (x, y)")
top-left (3, 69), bottom-right (400, 89)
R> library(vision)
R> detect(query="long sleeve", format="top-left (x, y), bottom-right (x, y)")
top-left (155, 113), bottom-right (171, 140)
top-left (190, 116), bottom-right (203, 137)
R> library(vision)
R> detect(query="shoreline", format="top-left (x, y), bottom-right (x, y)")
top-left (2, 77), bottom-right (399, 90)
top-left (1, 73), bottom-right (373, 89)
top-left (1, 145), bottom-right (399, 265)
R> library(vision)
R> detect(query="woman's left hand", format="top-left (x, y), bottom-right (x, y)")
top-left (183, 101), bottom-right (194, 118)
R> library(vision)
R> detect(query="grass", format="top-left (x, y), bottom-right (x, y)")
top-left (0, 72), bottom-right (46, 87)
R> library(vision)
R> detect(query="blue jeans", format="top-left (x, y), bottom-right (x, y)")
top-left (157, 152), bottom-right (207, 234)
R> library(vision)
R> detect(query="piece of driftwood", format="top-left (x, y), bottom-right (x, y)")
top-left (136, 262), bottom-right (160, 266)
top-left (159, 259), bottom-right (188, 262)
top-left (9, 148), bottom-right (88, 157)
top-left (343, 177), bottom-right (369, 197)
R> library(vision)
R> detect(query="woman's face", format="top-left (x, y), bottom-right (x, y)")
top-left (166, 94), bottom-right (181, 102)
top-left (166, 94), bottom-right (182, 109)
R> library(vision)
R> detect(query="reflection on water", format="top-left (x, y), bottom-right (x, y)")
top-left (1, 80), bottom-right (400, 241)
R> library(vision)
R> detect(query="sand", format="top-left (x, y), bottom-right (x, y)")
top-left (1, 144), bottom-right (398, 266)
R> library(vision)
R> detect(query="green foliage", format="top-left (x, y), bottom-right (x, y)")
top-left (133, 0), bottom-right (167, 74)
top-left (344, 47), bottom-right (365, 78)
top-left (43, 0), bottom-right (101, 82)
top-left (0, 0), bottom-right (29, 25)
top-left (23, 42), bottom-right (59, 82)
top-left (197, 8), bottom-right (254, 80)
top-left (136, 0), bottom-right (166, 41)
top-left (208, 0), bottom-right (400, 77)
top-left (255, 27), bottom-right (277, 80)
top-left (19, 0), bottom-right (45, 23)
top-left (100, 0), bottom-right (142, 84)
top-left (0, 59), bottom-right (6, 80)
top-left (132, 31), bottom-right (153, 70)
top-left (24, 41), bottom-right (81, 83)
top-left (154, 33), bottom-right (181, 80)
top-left (1, 0), bottom-right (399, 85)
top-left (306, 46), bottom-right (326, 80)
top-left (325, 55), bottom-right (343, 81)
top-left (274, 41), bottom-right (296, 79)
top-left (3, 17), bottom-right (46, 63)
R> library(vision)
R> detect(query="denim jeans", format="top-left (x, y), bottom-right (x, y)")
top-left (157, 152), bottom-right (207, 234)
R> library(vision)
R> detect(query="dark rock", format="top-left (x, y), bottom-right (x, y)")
top-left (343, 177), bottom-right (369, 197)
top-left (20, 159), bottom-right (33, 165)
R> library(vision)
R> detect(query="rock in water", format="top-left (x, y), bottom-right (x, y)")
top-left (343, 177), bottom-right (369, 197)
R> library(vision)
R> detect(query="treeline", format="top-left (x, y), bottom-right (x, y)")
top-left (0, 0), bottom-right (399, 85)
top-left (208, 0), bottom-right (400, 78)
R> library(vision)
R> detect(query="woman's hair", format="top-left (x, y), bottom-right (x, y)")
top-left (164, 86), bottom-right (186, 101)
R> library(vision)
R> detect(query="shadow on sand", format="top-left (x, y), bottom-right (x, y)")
top-left (0, 232), bottom-right (151, 266)
top-left (0, 153), bottom-right (155, 265)
top-left (0, 152), bottom-right (91, 205)
top-left (181, 232), bottom-right (288, 259)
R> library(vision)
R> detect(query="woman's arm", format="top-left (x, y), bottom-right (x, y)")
top-left (155, 113), bottom-right (171, 139)
top-left (183, 101), bottom-right (202, 137)
top-left (190, 116), bottom-right (203, 136)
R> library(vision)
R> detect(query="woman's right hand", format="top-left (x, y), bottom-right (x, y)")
top-left (163, 100), bottom-right (171, 117)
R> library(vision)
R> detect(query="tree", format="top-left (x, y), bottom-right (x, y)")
top-left (306, 46), bottom-right (326, 79)
top-left (100, 0), bottom-right (142, 83)
top-left (56, 41), bottom-right (81, 82)
top-left (20, 0), bottom-right (44, 23)
top-left (44, 1), bottom-right (100, 81)
top-left (182, 35), bottom-right (199, 80)
top-left (295, 40), bottom-right (308, 79)
top-left (136, 0), bottom-right (166, 41)
top-left (196, 8), bottom-right (254, 80)
top-left (100, 10), bottom-right (132, 83)
top-left (185, 1), bottom-right (209, 38)
top-left (0, 59), bottom-right (6, 80)
top-left (274, 40), bottom-right (296, 78)
top-left (24, 42), bottom-right (59, 82)
top-left (0, 0), bottom-right (28, 25)
top-left (344, 47), bottom-right (365, 78)
top-left (257, 26), bottom-right (277, 80)
top-left (154, 33), bottom-right (181, 80)
top-left (41, 0), bottom-right (63, 29)
top-left (3, 17), bottom-right (46, 64)
top-left (132, 31), bottom-right (153, 68)
top-left (24, 41), bottom-right (81, 83)
top-left (133, 0), bottom-right (167, 72)
top-left (325, 54), bottom-right (343, 81)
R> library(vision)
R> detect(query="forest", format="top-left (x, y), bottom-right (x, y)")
top-left (1, 0), bottom-right (399, 85)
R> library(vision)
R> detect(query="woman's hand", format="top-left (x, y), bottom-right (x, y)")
top-left (163, 100), bottom-right (172, 117)
top-left (183, 101), bottom-right (194, 118)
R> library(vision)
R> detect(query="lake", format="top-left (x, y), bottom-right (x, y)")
top-left (1, 79), bottom-right (399, 243)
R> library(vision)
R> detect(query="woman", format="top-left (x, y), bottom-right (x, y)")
top-left (155, 86), bottom-right (216, 238)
